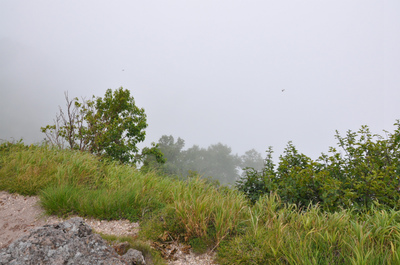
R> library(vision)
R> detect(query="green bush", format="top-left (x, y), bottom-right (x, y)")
top-left (236, 120), bottom-right (400, 212)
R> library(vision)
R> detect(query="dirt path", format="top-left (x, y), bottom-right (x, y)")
top-left (0, 191), bottom-right (65, 248)
top-left (0, 191), bottom-right (216, 264)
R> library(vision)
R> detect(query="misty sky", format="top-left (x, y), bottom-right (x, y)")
top-left (1, 1), bottom-right (399, 161)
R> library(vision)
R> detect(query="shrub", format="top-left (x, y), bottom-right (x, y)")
top-left (236, 120), bottom-right (400, 212)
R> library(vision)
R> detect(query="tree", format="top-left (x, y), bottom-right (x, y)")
top-left (179, 143), bottom-right (241, 184)
top-left (41, 87), bottom-right (148, 164)
top-left (84, 88), bottom-right (147, 163)
top-left (158, 135), bottom-right (185, 160)
top-left (144, 135), bottom-right (243, 184)
top-left (40, 92), bottom-right (89, 150)
top-left (203, 143), bottom-right (241, 184)
top-left (158, 135), bottom-right (186, 174)
top-left (240, 149), bottom-right (264, 171)
top-left (140, 142), bottom-right (167, 171)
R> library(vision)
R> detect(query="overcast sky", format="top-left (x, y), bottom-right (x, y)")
top-left (1, 1), bottom-right (399, 161)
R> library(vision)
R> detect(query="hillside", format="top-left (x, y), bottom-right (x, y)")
top-left (2, 141), bottom-right (400, 264)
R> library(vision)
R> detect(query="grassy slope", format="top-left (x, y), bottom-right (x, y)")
top-left (1, 142), bottom-right (400, 264)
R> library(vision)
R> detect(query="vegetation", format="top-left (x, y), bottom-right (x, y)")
top-left (237, 121), bottom-right (400, 212)
top-left (0, 141), bottom-right (248, 260)
top-left (144, 135), bottom-right (264, 184)
top-left (3, 93), bottom-right (400, 265)
top-left (41, 88), bottom-right (154, 164)
top-left (218, 193), bottom-right (400, 264)
top-left (2, 132), bottom-right (400, 264)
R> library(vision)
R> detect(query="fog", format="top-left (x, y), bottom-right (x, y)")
top-left (1, 1), bottom-right (399, 162)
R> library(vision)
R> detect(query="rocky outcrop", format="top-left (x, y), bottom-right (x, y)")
top-left (0, 217), bottom-right (145, 265)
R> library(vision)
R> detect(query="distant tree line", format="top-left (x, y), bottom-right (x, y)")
top-left (236, 121), bottom-right (400, 212)
top-left (143, 135), bottom-right (264, 185)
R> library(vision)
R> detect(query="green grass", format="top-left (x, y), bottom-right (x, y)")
top-left (217, 194), bottom-right (400, 264)
top-left (0, 142), bottom-right (106, 195)
top-left (2, 141), bottom-right (400, 264)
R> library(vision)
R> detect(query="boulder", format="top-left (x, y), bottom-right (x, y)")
top-left (0, 217), bottom-right (145, 265)
top-left (122, 249), bottom-right (146, 265)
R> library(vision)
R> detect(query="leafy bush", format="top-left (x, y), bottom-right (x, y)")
top-left (236, 120), bottom-right (400, 212)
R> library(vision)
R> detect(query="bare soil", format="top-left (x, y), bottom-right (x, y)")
top-left (0, 191), bottom-right (217, 264)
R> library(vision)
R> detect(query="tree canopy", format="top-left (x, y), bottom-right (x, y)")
top-left (41, 87), bottom-right (148, 164)
top-left (145, 135), bottom-right (264, 185)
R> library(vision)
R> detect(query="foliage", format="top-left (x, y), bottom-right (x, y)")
top-left (276, 142), bottom-right (322, 207)
top-left (236, 121), bottom-right (400, 212)
top-left (4, 142), bottom-right (400, 264)
top-left (157, 135), bottom-right (186, 168)
top-left (41, 88), bottom-right (149, 163)
top-left (240, 149), bottom-right (264, 171)
top-left (236, 147), bottom-right (276, 203)
top-left (140, 142), bottom-right (167, 172)
top-left (236, 167), bottom-right (270, 204)
top-left (148, 135), bottom-right (263, 184)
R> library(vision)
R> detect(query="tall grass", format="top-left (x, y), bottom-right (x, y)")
top-left (0, 142), bottom-right (247, 246)
top-left (217, 194), bottom-right (400, 265)
top-left (0, 142), bottom-right (105, 195)
top-left (2, 141), bottom-right (400, 264)
top-left (171, 178), bottom-right (248, 245)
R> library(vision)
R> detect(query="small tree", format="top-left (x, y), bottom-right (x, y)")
top-left (41, 87), bottom-right (148, 164)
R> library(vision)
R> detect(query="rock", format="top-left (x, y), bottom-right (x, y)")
top-left (114, 241), bottom-right (131, 255)
top-left (113, 242), bottom-right (146, 265)
top-left (0, 217), bottom-right (146, 265)
top-left (122, 249), bottom-right (146, 265)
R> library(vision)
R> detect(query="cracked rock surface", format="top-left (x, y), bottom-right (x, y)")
top-left (0, 217), bottom-right (144, 265)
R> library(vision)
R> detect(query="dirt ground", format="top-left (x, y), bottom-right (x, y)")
top-left (0, 191), bottom-right (216, 265)
top-left (0, 191), bottom-right (65, 249)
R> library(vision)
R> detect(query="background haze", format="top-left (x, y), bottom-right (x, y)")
top-left (1, 0), bottom-right (399, 161)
